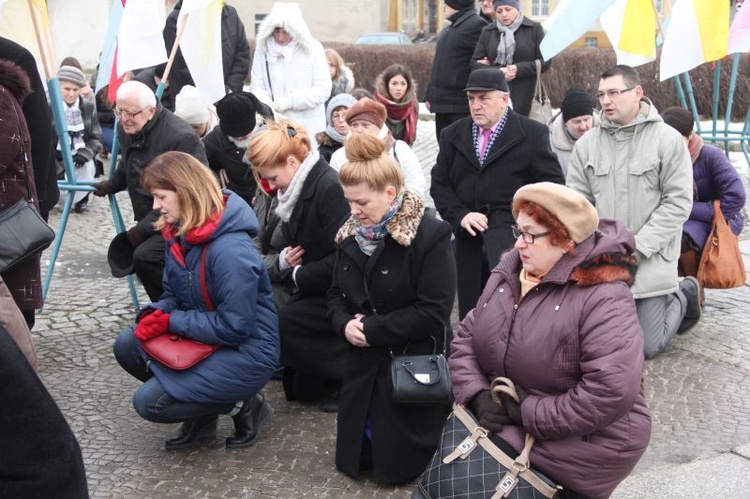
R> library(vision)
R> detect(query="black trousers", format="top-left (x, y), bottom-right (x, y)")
top-left (132, 233), bottom-right (166, 302)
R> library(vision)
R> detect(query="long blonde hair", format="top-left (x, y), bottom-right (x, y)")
top-left (141, 151), bottom-right (224, 235)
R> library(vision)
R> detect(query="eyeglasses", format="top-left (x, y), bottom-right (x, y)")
top-left (114, 107), bottom-right (146, 120)
top-left (595, 87), bottom-right (635, 100)
top-left (512, 225), bottom-right (550, 244)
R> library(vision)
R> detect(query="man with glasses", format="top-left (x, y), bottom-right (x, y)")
top-left (93, 80), bottom-right (207, 301)
top-left (431, 68), bottom-right (563, 319)
top-left (567, 64), bottom-right (699, 359)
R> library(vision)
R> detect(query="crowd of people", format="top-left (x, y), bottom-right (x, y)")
top-left (1, 0), bottom-right (746, 497)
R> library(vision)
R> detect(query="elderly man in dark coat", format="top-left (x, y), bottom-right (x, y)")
top-left (164, 1), bottom-right (250, 96)
top-left (425, 0), bottom-right (487, 140)
top-left (93, 80), bottom-right (207, 301)
top-left (431, 68), bottom-right (563, 319)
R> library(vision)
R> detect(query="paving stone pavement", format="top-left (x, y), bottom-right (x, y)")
top-left (34, 119), bottom-right (750, 498)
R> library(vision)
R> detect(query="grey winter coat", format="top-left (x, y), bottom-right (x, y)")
top-left (450, 219), bottom-right (651, 499)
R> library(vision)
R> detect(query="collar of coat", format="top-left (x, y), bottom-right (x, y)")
top-left (498, 235), bottom-right (637, 289)
top-left (335, 190), bottom-right (424, 247)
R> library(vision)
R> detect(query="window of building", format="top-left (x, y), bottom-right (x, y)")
top-left (532, 0), bottom-right (549, 16)
top-left (402, 0), bottom-right (418, 35)
top-left (585, 37), bottom-right (597, 49)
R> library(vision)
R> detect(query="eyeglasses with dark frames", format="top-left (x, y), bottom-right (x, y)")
top-left (512, 225), bottom-right (550, 244)
top-left (595, 87), bottom-right (635, 100)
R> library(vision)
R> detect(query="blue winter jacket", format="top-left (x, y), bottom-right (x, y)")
top-left (141, 191), bottom-right (279, 404)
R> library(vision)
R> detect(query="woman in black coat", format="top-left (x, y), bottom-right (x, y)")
top-left (328, 134), bottom-right (457, 484)
top-left (248, 120), bottom-right (351, 406)
top-left (472, 0), bottom-right (549, 117)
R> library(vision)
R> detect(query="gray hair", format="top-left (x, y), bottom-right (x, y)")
top-left (116, 80), bottom-right (157, 109)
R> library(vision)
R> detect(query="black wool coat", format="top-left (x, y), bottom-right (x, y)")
top-left (203, 127), bottom-right (255, 206)
top-left (328, 203), bottom-right (456, 484)
top-left (425, 8), bottom-right (488, 114)
top-left (430, 111), bottom-right (563, 316)
top-left (471, 17), bottom-right (550, 117)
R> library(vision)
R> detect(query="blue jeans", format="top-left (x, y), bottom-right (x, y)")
top-left (113, 327), bottom-right (235, 423)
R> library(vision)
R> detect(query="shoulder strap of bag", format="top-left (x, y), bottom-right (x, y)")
top-left (199, 245), bottom-right (215, 311)
top-left (533, 60), bottom-right (544, 101)
top-left (265, 57), bottom-right (274, 101)
top-left (8, 90), bottom-right (34, 203)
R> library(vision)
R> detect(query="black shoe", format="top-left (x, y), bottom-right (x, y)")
top-left (73, 196), bottom-right (89, 213)
top-left (226, 393), bottom-right (274, 449)
top-left (320, 391), bottom-right (340, 413)
top-left (677, 276), bottom-right (702, 334)
top-left (164, 416), bottom-right (218, 450)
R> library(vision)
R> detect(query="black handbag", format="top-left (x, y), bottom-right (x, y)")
top-left (415, 377), bottom-right (560, 499)
top-left (0, 97), bottom-right (55, 273)
top-left (389, 327), bottom-right (452, 406)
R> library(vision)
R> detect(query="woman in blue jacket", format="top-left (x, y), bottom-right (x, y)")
top-left (113, 151), bottom-right (279, 450)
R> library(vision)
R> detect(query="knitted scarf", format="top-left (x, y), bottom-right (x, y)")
top-left (687, 132), bottom-right (704, 164)
top-left (63, 100), bottom-right (86, 152)
top-left (275, 150), bottom-right (319, 222)
top-left (374, 91), bottom-right (418, 145)
top-left (494, 12), bottom-right (524, 66)
top-left (353, 191), bottom-right (404, 256)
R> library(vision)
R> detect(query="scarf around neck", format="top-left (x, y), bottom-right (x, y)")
top-left (374, 91), bottom-right (418, 145)
top-left (266, 37), bottom-right (298, 64)
top-left (688, 132), bottom-right (704, 164)
top-left (494, 12), bottom-right (524, 66)
top-left (63, 100), bottom-right (86, 152)
top-left (325, 124), bottom-right (347, 144)
top-left (354, 190), bottom-right (404, 256)
top-left (275, 150), bottom-right (319, 222)
top-left (160, 208), bottom-right (223, 267)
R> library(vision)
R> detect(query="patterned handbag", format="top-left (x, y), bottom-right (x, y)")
top-left (414, 377), bottom-right (560, 499)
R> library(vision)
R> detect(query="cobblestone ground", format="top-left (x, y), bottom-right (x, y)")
top-left (34, 120), bottom-right (750, 498)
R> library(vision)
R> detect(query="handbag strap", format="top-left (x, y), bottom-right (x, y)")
top-left (533, 59), bottom-right (546, 101)
top-left (199, 244), bottom-right (215, 311)
top-left (265, 57), bottom-right (274, 101)
top-left (7, 89), bottom-right (35, 203)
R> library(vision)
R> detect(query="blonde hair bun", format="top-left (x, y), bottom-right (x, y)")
top-left (344, 134), bottom-right (386, 162)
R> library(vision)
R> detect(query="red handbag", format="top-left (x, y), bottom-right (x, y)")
top-left (141, 245), bottom-right (219, 370)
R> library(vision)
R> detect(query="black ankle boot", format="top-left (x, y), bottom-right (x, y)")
top-left (164, 416), bottom-right (218, 450)
top-left (225, 393), bottom-right (274, 449)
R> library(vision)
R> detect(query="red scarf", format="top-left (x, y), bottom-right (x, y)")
top-left (160, 199), bottom-right (226, 266)
top-left (374, 91), bottom-right (418, 145)
top-left (687, 132), bottom-right (704, 164)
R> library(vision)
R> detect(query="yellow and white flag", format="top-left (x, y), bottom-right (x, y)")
top-left (600, 0), bottom-right (656, 68)
top-left (660, 0), bottom-right (730, 81)
top-left (177, 0), bottom-right (225, 104)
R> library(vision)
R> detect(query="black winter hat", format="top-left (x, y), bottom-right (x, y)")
top-left (216, 91), bottom-right (262, 137)
top-left (464, 68), bottom-right (509, 92)
top-left (445, 0), bottom-right (475, 10)
top-left (107, 232), bottom-right (135, 278)
top-left (561, 87), bottom-right (594, 123)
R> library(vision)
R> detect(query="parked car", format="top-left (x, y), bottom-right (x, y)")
top-left (355, 32), bottom-right (413, 45)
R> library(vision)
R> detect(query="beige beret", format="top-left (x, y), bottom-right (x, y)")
top-left (512, 182), bottom-right (599, 244)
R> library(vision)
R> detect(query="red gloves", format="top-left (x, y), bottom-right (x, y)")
top-left (134, 309), bottom-right (171, 341)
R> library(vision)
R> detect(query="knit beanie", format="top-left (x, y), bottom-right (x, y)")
top-left (174, 85), bottom-right (209, 125)
top-left (561, 87), bottom-right (594, 123)
top-left (326, 93), bottom-right (357, 125)
top-left (345, 98), bottom-right (387, 128)
top-left (58, 66), bottom-right (86, 88)
top-left (445, 0), bottom-right (476, 10)
top-left (513, 182), bottom-right (599, 244)
top-left (216, 91), bottom-right (260, 137)
top-left (493, 0), bottom-right (520, 10)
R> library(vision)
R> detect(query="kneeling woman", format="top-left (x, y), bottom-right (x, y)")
top-left (450, 182), bottom-right (651, 499)
top-left (328, 134), bottom-right (456, 484)
top-left (113, 151), bottom-right (279, 450)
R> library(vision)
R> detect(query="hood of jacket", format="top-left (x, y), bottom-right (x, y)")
top-left (209, 190), bottom-right (260, 242)
top-left (335, 190), bottom-right (425, 246)
top-left (0, 60), bottom-right (31, 102)
top-left (497, 218), bottom-right (637, 289)
top-left (256, 3), bottom-right (317, 54)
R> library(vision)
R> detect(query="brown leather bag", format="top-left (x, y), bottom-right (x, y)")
top-left (696, 200), bottom-right (746, 289)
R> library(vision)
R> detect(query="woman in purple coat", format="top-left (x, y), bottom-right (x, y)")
top-left (662, 107), bottom-right (746, 289)
top-left (449, 182), bottom-right (651, 499)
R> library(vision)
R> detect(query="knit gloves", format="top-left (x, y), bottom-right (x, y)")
top-left (134, 309), bottom-right (170, 341)
top-left (92, 180), bottom-right (112, 197)
top-left (497, 385), bottom-right (529, 427)
top-left (470, 390), bottom-right (511, 432)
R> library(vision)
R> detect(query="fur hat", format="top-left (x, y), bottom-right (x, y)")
top-left (174, 85), bottom-right (209, 125)
top-left (58, 66), bottom-right (86, 88)
top-left (445, 0), bottom-right (475, 10)
top-left (345, 98), bottom-right (387, 128)
top-left (216, 92), bottom-right (261, 137)
top-left (513, 182), bottom-right (599, 244)
top-left (493, 0), bottom-right (520, 10)
top-left (326, 93), bottom-right (357, 125)
top-left (561, 87), bottom-right (594, 123)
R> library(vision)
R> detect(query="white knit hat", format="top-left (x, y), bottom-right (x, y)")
top-left (174, 85), bottom-right (209, 125)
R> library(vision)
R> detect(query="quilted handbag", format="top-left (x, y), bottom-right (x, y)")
top-left (140, 244), bottom-right (219, 370)
top-left (415, 377), bottom-right (560, 499)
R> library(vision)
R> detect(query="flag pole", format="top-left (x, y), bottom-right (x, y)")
top-left (650, 0), bottom-right (667, 41)
top-left (27, 0), bottom-right (56, 78)
top-left (159, 12), bottom-right (190, 91)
